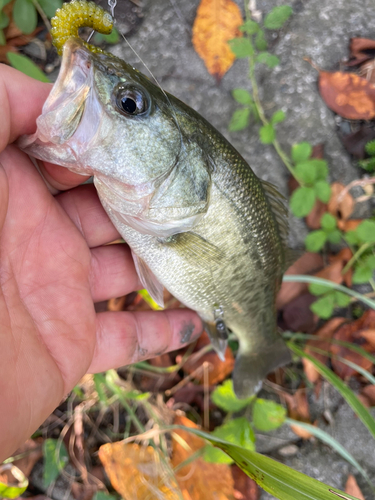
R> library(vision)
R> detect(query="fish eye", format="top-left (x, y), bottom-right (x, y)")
top-left (114, 86), bottom-right (150, 117)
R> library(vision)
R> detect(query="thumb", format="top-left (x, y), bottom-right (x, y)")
top-left (0, 163), bottom-right (9, 232)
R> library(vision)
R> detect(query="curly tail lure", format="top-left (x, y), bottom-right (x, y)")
top-left (51, 0), bottom-right (114, 56)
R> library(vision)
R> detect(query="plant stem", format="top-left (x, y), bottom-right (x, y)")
top-left (31, 0), bottom-right (51, 31)
top-left (342, 242), bottom-right (372, 274)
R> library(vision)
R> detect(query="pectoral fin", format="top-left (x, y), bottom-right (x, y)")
top-left (132, 251), bottom-right (164, 308)
top-left (163, 232), bottom-right (223, 267)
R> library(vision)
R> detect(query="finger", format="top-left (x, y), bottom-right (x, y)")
top-left (90, 244), bottom-right (142, 302)
top-left (0, 162), bottom-right (9, 231)
top-left (39, 161), bottom-right (91, 191)
top-left (88, 309), bottom-right (203, 373)
top-left (56, 184), bottom-right (120, 247)
top-left (0, 65), bottom-right (51, 151)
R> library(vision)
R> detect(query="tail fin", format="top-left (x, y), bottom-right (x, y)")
top-left (233, 337), bottom-right (291, 399)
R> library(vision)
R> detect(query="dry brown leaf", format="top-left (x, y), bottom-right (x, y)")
top-left (345, 474), bottom-right (365, 500)
top-left (361, 384), bottom-right (375, 406)
top-left (305, 199), bottom-right (328, 229)
top-left (98, 441), bottom-right (181, 500)
top-left (328, 248), bottom-right (353, 287)
top-left (172, 415), bottom-right (235, 500)
top-left (337, 219), bottom-right (362, 232)
top-left (349, 37), bottom-right (375, 64)
top-left (280, 293), bottom-right (317, 333)
top-left (315, 260), bottom-right (344, 285)
top-left (192, 0), bottom-right (243, 80)
top-left (282, 388), bottom-right (313, 439)
top-left (181, 331), bottom-right (234, 385)
top-left (231, 465), bottom-right (259, 500)
top-left (328, 183), bottom-right (355, 221)
top-left (303, 318), bottom-right (347, 384)
top-left (319, 70), bottom-right (375, 120)
top-left (276, 252), bottom-right (324, 309)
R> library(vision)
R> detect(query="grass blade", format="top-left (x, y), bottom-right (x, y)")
top-left (288, 343), bottom-right (375, 440)
top-left (285, 418), bottom-right (374, 490)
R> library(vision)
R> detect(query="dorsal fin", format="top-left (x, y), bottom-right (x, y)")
top-left (261, 179), bottom-right (289, 247)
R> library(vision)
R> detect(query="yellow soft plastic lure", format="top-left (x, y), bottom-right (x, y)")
top-left (51, 0), bottom-right (113, 55)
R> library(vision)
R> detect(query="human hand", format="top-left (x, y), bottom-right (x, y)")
top-left (0, 65), bottom-right (203, 462)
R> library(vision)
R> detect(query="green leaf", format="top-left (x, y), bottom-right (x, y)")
top-left (232, 88), bottom-right (253, 105)
top-left (240, 19), bottom-right (259, 35)
top-left (352, 264), bottom-right (373, 284)
top-left (204, 417), bottom-right (255, 464)
top-left (356, 220), bottom-right (375, 243)
top-left (345, 230), bottom-right (360, 245)
top-left (365, 254), bottom-right (375, 269)
top-left (38, 0), bottom-right (62, 18)
top-left (229, 108), bottom-right (250, 132)
top-left (93, 492), bottom-right (118, 500)
top-left (270, 109), bottom-right (285, 124)
top-left (334, 291), bottom-right (351, 308)
top-left (321, 213), bottom-right (336, 232)
top-left (253, 398), bottom-right (286, 431)
top-left (314, 180), bottom-right (331, 202)
top-left (295, 161), bottom-right (318, 185)
top-left (312, 159), bottom-right (329, 180)
top-left (259, 123), bottom-right (275, 144)
top-left (304, 230), bottom-right (327, 252)
top-left (0, 29), bottom-right (5, 45)
top-left (290, 186), bottom-right (316, 217)
top-left (43, 439), bottom-right (69, 487)
top-left (285, 418), bottom-right (374, 490)
top-left (308, 282), bottom-right (331, 296)
top-left (211, 380), bottom-right (254, 412)
top-left (0, 465), bottom-right (28, 499)
top-left (93, 26), bottom-right (120, 44)
top-left (0, 10), bottom-right (9, 29)
top-left (310, 294), bottom-right (335, 319)
top-left (255, 51), bottom-right (279, 68)
top-left (289, 342), bottom-right (375, 442)
top-left (254, 29), bottom-right (267, 50)
top-left (365, 139), bottom-right (375, 156)
top-left (229, 38), bottom-right (254, 58)
top-left (291, 142), bottom-right (312, 163)
top-left (7, 52), bottom-right (50, 82)
top-left (13, 0), bottom-right (37, 34)
top-left (264, 5), bottom-right (293, 30)
top-left (327, 229), bottom-right (342, 244)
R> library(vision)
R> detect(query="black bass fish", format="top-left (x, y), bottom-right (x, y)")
top-left (19, 1), bottom-right (292, 398)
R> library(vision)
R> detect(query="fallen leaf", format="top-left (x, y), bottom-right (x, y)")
top-left (171, 415), bottom-right (235, 500)
top-left (349, 37), bottom-right (375, 65)
top-left (319, 70), bottom-right (375, 120)
top-left (330, 310), bottom-right (375, 379)
top-left (337, 219), bottom-right (362, 232)
top-left (13, 439), bottom-right (43, 477)
top-left (281, 388), bottom-right (313, 439)
top-left (277, 252), bottom-right (324, 309)
top-left (99, 441), bottom-right (181, 500)
top-left (231, 465), bottom-right (259, 500)
top-left (345, 474), bottom-right (365, 500)
top-left (329, 248), bottom-right (353, 287)
top-left (181, 331), bottom-right (235, 385)
top-left (340, 125), bottom-right (375, 159)
top-left (172, 382), bottom-right (215, 412)
top-left (192, 0), bottom-right (243, 80)
top-left (279, 293), bottom-right (317, 333)
top-left (303, 318), bottom-right (347, 383)
top-left (360, 384), bottom-right (375, 406)
top-left (328, 182), bottom-right (355, 221)
top-left (315, 260), bottom-right (345, 284)
top-left (305, 199), bottom-right (328, 229)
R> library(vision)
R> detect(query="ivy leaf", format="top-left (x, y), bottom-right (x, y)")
top-left (232, 88), bottom-right (253, 105)
top-left (290, 186), bottom-right (316, 217)
top-left (255, 29), bottom-right (267, 50)
top-left (356, 220), bottom-right (375, 243)
top-left (259, 123), bottom-right (275, 144)
top-left (13, 0), bottom-right (37, 34)
top-left (291, 142), bottom-right (312, 163)
top-left (352, 264), bottom-right (374, 284)
top-left (264, 5), bottom-right (293, 30)
top-left (321, 213), bottom-right (336, 232)
top-left (240, 19), bottom-right (259, 35)
top-left (229, 108), bottom-right (250, 132)
top-left (43, 439), bottom-right (69, 487)
top-left (204, 417), bottom-right (255, 464)
top-left (309, 282), bottom-right (331, 296)
top-left (38, 0), bottom-right (62, 18)
top-left (310, 293), bottom-right (335, 319)
top-left (7, 53), bottom-right (50, 82)
top-left (229, 38), bottom-right (254, 58)
top-left (270, 109), bottom-right (285, 124)
top-left (211, 380), bottom-right (254, 412)
top-left (334, 291), bottom-right (351, 308)
top-left (253, 398), bottom-right (286, 431)
top-left (305, 230), bottom-right (327, 252)
top-left (256, 51), bottom-right (280, 68)
top-left (314, 180), bottom-right (331, 203)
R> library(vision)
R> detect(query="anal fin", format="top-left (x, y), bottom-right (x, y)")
top-left (131, 251), bottom-right (164, 308)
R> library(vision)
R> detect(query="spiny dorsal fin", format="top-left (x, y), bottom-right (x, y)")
top-left (261, 179), bottom-right (289, 248)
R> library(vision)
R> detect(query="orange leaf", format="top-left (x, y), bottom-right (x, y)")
top-left (98, 441), bottom-right (181, 500)
top-left (282, 388), bottom-right (313, 439)
top-left (328, 182), bottom-right (355, 221)
top-left (231, 465), bottom-right (259, 500)
top-left (171, 415), bottom-right (235, 500)
top-left (319, 70), bottom-right (375, 120)
top-left (345, 474), bottom-right (365, 500)
top-left (192, 0), bottom-right (243, 80)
